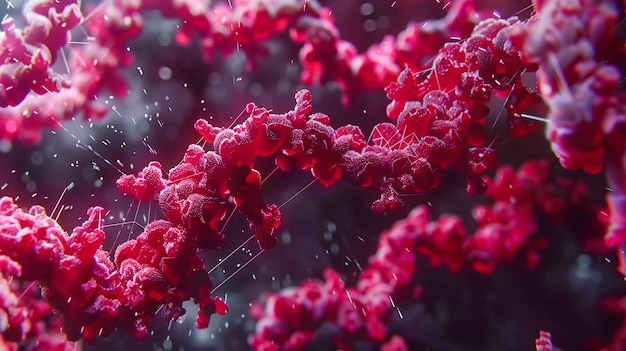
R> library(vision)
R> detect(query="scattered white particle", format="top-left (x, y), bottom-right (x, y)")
top-left (354, 259), bottom-right (363, 272)
top-left (282, 232), bottom-right (292, 244)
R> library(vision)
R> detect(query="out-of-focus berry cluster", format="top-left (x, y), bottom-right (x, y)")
top-left (248, 159), bottom-right (602, 350)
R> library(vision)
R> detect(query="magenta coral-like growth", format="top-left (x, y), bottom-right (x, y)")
top-left (0, 0), bottom-right (81, 107)
top-left (0, 196), bottom-right (227, 343)
top-left (0, 0), bottom-right (625, 349)
top-left (249, 159), bottom-right (598, 349)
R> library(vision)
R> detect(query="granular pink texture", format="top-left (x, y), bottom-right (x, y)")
top-left (513, 0), bottom-right (626, 274)
top-left (0, 0), bottom-right (81, 108)
top-left (0, 0), bottom-right (625, 349)
top-left (249, 159), bottom-right (597, 350)
top-left (0, 195), bottom-right (227, 343)
top-left (0, 255), bottom-right (75, 351)
top-left (194, 88), bottom-right (497, 226)
top-left (0, 0), bottom-right (486, 141)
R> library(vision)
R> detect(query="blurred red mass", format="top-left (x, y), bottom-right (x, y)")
top-left (1, 0), bottom-right (626, 351)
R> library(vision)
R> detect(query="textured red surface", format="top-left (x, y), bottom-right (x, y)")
top-left (1, 0), bottom-right (626, 350)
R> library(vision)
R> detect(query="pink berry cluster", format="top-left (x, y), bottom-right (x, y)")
top-left (0, 0), bottom-right (213, 142)
top-left (0, 0), bottom-right (624, 349)
top-left (0, 0), bottom-right (83, 142)
top-left (193, 87), bottom-right (497, 231)
top-left (0, 193), bottom-right (228, 344)
top-left (248, 159), bottom-right (600, 350)
top-left (512, 0), bottom-right (626, 274)
top-left (0, 0), bottom-right (485, 141)
top-left (0, 255), bottom-right (74, 351)
top-left (0, 0), bottom-right (81, 108)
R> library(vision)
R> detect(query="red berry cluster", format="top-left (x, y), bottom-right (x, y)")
top-left (0, 0), bottom-right (624, 349)
top-left (512, 0), bottom-right (626, 273)
top-left (0, 255), bottom-right (75, 351)
top-left (194, 87), bottom-right (496, 229)
top-left (0, 0), bottom-right (81, 108)
top-left (248, 159), bottom-right (598, 350)
top-left (0, 0), bottom-right (485, 141)
top-left (0, 193), bottom-right (227, 344)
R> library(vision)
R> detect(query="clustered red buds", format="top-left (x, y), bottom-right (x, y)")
top-left (0, 194), bottom-right (228, 344)
top-left (514, 0), bottom-right (621, 175)
top-left (385, 15), bottom-right (541, 138)
top-left (293, 0), bottom-right (486, 100)
top-left (0, 0), bottom-right (503, 142)
top-left (194, 87), bottom-right (498, 223)
top-left (249, 159), bottom-right (598, 350)
top-left (0, 0), bottom-right (212, 142)
top-left (0, 255), bottom-right (75, 351)
top-left (0, 0), bottom-right (83, 142)
top-left (512, 0), bottom-right (626, 273)
top-left (0, 0), bottom-right (82, 108)
top-left (1, 0), bottom-right (625, 349)
top-left (248, 213), bottom-right (419, 351)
